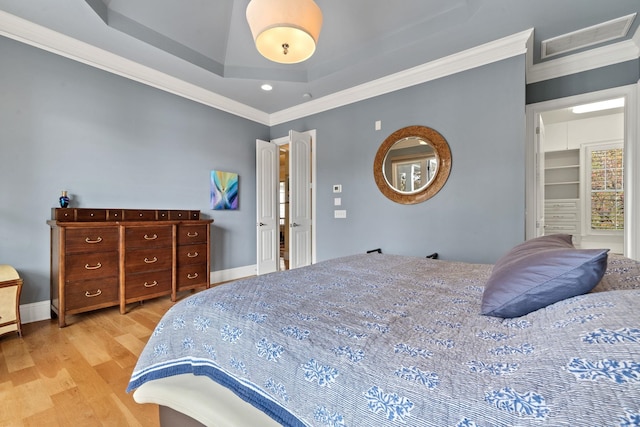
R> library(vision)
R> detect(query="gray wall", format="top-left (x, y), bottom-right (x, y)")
top-left (0, 37), bottom-right (267, 304)
top-left (272, 56), bottom-right (527, 264)
top-left (2, 32), bottom-right (636, 307)
top-left (526, 59), bottom-right (640, 104)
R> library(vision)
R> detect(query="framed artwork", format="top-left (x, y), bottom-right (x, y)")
top-left (210, 170), bottom-right (238, 210)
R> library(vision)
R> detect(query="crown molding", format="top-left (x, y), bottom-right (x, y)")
top-left (0, 10), bottom-right (270, 125)
top-left (2, 6), bottom-right (638, 127)
top-left (269, 29), bottom-right (533, 125)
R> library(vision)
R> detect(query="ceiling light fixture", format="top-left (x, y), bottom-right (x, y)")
top-left (261, 83), bottom-right (273, 91)
top-left (571, 98), bottom-right (625, 114)
top-left (246, 0), bottom-right (322, 64)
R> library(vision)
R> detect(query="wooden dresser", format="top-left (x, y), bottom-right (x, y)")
top-left (49, 208), bottom-right (213, 327)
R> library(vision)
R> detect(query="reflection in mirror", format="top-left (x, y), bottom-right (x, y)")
top-left (384, 137), bottom-right (438, 194)
top-left (374, 126), bottom-right (451, 204)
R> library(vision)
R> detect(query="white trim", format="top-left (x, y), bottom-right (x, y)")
top-left (210, 265), bottom-right (256, 284)
top-left (270, 130), bottom-right (317, 266)
top-left (629, 79), bottom-right (640, 258)
top-left (19, 300), bottom-right (51, 324)
top-left (270, 29), bottom-right (533, 125)
top-left (525, 84), bottom-right (638, 260)
top-left (527, 37), bottom-right (640, 84)
top-left (0, 9), bottom-right (531, 125)
top-left (0, 10), bottom-right (269, 125)
top-left (2, 9), bottom-right (639, 125)
top-left (310, 129), bottom-right (317, 265)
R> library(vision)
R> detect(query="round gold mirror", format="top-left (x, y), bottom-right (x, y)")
top-left (374, 125), bottom-right (451, 204)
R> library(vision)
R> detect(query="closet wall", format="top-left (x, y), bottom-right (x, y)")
top-left (542, 111), bottom-right (625, 252)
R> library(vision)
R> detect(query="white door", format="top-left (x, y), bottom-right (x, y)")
top-left (535, 117), bottom-right (546, 237)
top-left (256, 139), bottom-right (279, 274)
top-left (288, 130), bottom-right (312, 269)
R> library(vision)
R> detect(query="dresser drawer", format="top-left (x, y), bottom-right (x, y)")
top-left (125, 247), bottom-right (173, 273)
top-left (124, 269), bottom-right (172, 299)
top-left (65, 252), bottom-right (118, 281)
top-left (123, 210), bottom-right (157, 221)
top-left (64, 278), bottom-right (119, 311)
top-left (53, 208), bottom-right (75, 221)
top-left (75, 209), bottom-right (108, 222)
top-left (169, 210), bottom-right (190, 220)
top-left (124, 225), bottom-right (173, 249)
top-left (65, 227), bottom-right (119, 253)
top-left (177, 224), bottom-right (208, 245)
top-left (177, 263), bottom-right (208, 288)
top-left (107, 209), bottom-right (124, 221)
top-left (177, 243), bottom-right (207, 265)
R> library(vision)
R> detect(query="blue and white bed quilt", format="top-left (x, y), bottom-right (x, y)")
top-left (128, 253), bottom-right (640, 426)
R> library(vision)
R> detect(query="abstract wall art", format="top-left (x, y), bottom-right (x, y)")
top-left (210, 170), bottom-right (239, 210)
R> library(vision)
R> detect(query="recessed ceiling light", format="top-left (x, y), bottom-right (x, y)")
top-left (261, 83), bottom-right (273, 91)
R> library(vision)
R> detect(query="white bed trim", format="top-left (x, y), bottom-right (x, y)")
top-left (133, 374), bottom-right (281, 427)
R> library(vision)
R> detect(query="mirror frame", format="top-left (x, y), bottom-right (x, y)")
top-left (373, 125), bottom-right (452, 204)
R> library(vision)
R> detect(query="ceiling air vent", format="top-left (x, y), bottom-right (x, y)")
top-left (541, 13), bottom-right (636, 59)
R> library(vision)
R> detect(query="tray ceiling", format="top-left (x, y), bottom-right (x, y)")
top-left (0, 0), bottom-right (638, 123)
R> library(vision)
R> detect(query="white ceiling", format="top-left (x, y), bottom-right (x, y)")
top-left (0, 1), bottom-right (639, 123)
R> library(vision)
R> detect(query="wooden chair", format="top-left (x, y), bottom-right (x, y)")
top-left (0, 265), bottom-right (23, 338)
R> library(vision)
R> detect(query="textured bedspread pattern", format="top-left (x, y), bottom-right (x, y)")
top-left (128, 254), bottom-right (640, 426)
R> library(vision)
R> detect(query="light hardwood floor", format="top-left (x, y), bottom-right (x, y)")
top-left (0, 293), bottom-right (199, 427)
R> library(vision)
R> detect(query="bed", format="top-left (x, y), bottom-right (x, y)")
top-left (127, 235), bottom-right (640, 426)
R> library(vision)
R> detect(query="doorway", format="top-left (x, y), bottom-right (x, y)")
top-left (526, 85), bottom-right (639, 259)
top-left (279, 143), bottom-right (289, 270)
top-left (256, 130), bottom-right (316, 275)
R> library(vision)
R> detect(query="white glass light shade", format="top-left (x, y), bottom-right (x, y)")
top-left (246, 0), bottom-right (322, 64)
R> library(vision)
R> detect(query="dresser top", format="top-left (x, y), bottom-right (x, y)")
top-left (49, 208), bottom-right (213, 224)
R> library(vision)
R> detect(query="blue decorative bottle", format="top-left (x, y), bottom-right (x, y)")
top-left (59, 191), bottom-right (70, 208)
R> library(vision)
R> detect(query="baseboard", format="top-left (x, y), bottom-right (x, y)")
top-left (19, 265), bottom-right (258, 324)
top-left (210, 264), bottom-right (256, 284)
top-left (19, 300), bottom-right (51, 324)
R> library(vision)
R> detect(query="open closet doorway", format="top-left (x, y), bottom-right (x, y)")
top-left (526, 85), bottom-right (639, 259)
top-left (256, 130), bottom-right (316, 275)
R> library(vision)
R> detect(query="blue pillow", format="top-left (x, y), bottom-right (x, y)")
top-left (481, 234), bottom-right (609, 318)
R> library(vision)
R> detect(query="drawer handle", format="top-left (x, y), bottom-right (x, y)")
top-left (85, 289), bottom-right (102, 298)
top-left (144, 281), bottom-right (158, 288)
top-left (187, 232), bottom-right (199, 238)
top-left (85, 263), bottom-right (102, 270)
top-left (144, 234), bottom-right (158, 240)
top-left (187, 273), bottom-right (199, 280)
top-left (144, 257), bottom-right (158, 264)
top-left (187, 251), bottom-right (199, 258)
top-left (85, 237), bottom-right (103, 244)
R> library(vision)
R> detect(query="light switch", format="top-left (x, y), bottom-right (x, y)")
top-left (333, 184), bottom-right (342, 193)
top-left (334, 197), bottom-right (341, 206)
top-left (334, 210), bottom-right (347, 218)
top-left (375, 120), bottom-right (382, 131)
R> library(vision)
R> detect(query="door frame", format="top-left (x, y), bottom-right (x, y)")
top-left (525, 84), bottom-right (639, 259)
top-left (271, 129), bottom-right (317, 266)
